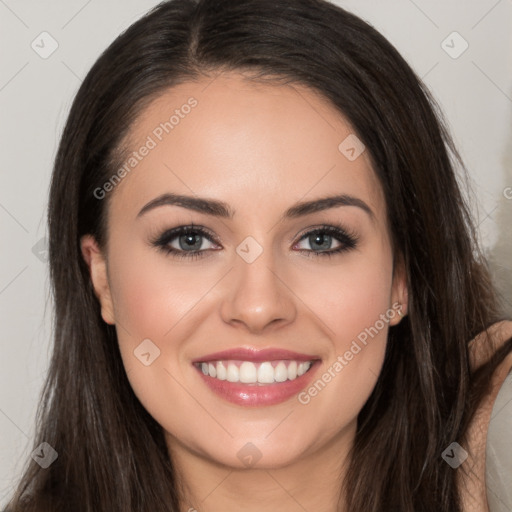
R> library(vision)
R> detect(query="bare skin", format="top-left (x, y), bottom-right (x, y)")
top-left (81, 71), bottom-right (408, 512)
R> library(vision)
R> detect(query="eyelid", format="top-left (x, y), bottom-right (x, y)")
top-left (151, 221), bottom-right (359, 259)
top-left (150, 222), bottom-right (220, 246)
top-left (292, 222), bottom-right (357, 243)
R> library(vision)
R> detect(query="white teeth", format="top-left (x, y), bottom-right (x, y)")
top-left (198, 359), bottom-right (314, 384)
top-left (274, 362), bottom-right (288, 382)
top-left (298, 362), bottom-right (310, 376)
top-left (257, 362), bottom-right (275, 383)
top-left (226, 363), bottom-right (239, 382)
top-left (288, 361), bottom-right (297, 380)
top-left (216, 361), bottom-right (227, 380)
top-left (239, 361), bottom-right (257, 383)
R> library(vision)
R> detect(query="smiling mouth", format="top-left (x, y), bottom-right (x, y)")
top-left (193, 359), bottom-right (315, 385)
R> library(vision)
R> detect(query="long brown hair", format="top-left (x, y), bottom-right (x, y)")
top-left (6, 0), bottom-right (511, 510)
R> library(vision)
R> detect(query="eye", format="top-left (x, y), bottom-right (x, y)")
top-left (151, 224), bottom-right (219, 260)
top-left (151, 222), bottom-right (358, 260)
top-left (293, 223), bottom-right (358, 258)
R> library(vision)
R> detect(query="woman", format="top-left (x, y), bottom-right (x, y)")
top-left (5, 0), bottom-right (512, 510)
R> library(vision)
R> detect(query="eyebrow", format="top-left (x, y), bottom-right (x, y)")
top-left (137, 192), bottom-right (374, 222)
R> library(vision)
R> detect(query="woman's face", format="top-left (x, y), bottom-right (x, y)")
top-left (81, 71), bottom-right (407, 470)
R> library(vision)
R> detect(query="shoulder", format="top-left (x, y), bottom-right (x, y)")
top-left (459, 320), bottom-right (512, 512)
top-left (467, 320), bottom-right (512, 371)
top-left (486, 369), bottom-right (512, 511)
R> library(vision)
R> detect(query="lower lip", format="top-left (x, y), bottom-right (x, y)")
top-left (194, 361), bottom-right (321, 406)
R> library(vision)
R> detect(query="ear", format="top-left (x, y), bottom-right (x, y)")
top-left (80, 234), bottom-right (115, 325)
top-left (389, 254), bottom-right (408, 326)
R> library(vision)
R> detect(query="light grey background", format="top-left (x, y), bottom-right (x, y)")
top-left (1, 0), bottom-right (511, 508)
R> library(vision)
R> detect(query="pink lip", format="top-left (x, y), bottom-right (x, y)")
top-left (192, 348), bottom-right (322, 407)
top-left (192, 347), bottom-right (319, 364)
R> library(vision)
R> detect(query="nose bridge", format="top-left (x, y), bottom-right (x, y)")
top-left (220, 234), bottom-right (296, 332)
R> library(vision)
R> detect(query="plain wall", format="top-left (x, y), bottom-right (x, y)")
top-left (1, 0), bottom-right (511, 506)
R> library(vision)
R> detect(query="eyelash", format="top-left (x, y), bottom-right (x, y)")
top-left (150, 222), bottom-right (359, 261)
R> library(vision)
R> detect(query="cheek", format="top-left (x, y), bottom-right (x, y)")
top-left (107, 248), bottom-right (207, 436)
top-left (104, 239), bottom-right (198, 393)
top-left (301, 238), bottom-right (394, 342)
top-left (294, 244), bottom-right (394, 423)
top-left (107, 243), bottom-right (212, 343)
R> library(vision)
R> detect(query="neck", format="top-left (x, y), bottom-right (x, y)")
top-left (166, 422), bottom-right (355, 512)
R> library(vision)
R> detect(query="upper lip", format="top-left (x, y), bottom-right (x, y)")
top-left (192, 347), bottom-right (320, 364)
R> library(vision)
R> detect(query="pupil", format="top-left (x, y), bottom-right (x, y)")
top-left (311, 234), bottom-right (330, 250)
top-left (181, 233), bottom-right (201, 250)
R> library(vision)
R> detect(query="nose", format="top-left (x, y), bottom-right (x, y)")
top-left (219, 245), bottom-right (297, 334)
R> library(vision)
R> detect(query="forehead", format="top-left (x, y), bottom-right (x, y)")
top-left (109, 71), bottom-right (385, 223)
